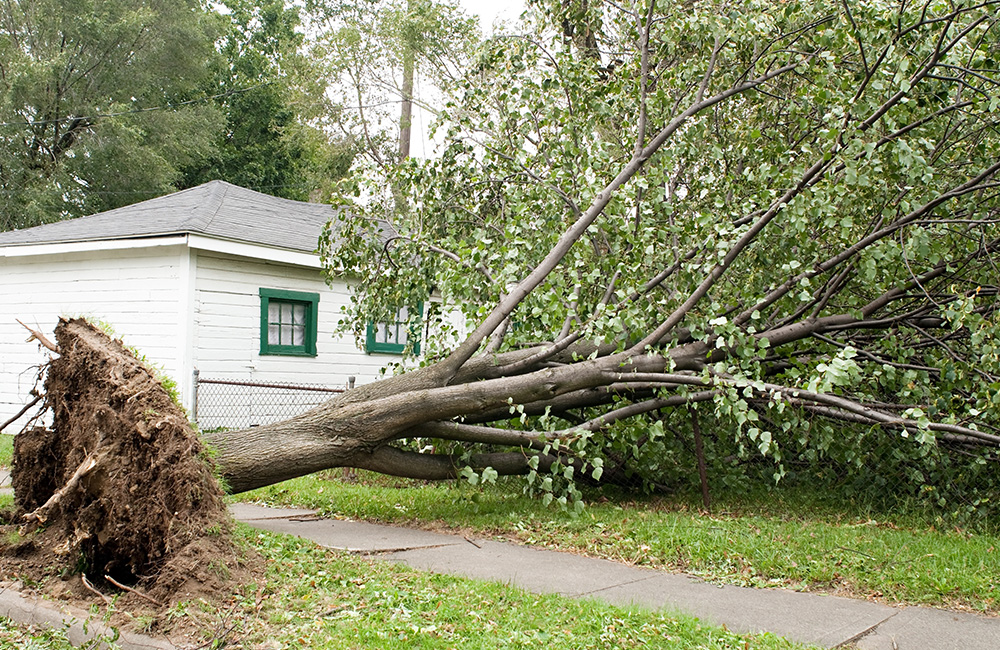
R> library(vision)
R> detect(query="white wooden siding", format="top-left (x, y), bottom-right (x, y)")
top-left (193, 252), bottom-right (401, 388)
top-left (0, 246), bottom-right (187, 430)
top-left (1, 241), bottom-right (433, 434)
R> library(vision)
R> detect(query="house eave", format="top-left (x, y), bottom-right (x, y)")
top-left (0, 233), bottom-right (322, 269)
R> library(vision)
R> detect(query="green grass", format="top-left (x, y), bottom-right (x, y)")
top-left (240, 471), bottom-right (1000, 614)
top-left (222, 526), bottom-right (811, 649)
top-left (0, 618), bottom-right (79, 649)
top-left (0, 434), bottom-right (12, 468)
top-left (1, 525), bottom-right (813, 649)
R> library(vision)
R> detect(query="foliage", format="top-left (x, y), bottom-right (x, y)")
top-left (0, 0), bottom-right (224, 229)
top-left (243, 471), bottom-right (1000, 613)
top-left (304, 0), bottom-right (479, 170)
top-left (180, 0), bottom-right (355, 200)
top-left (322, 0), bottom-right (1000, 516)
top-left (0, 618), bottom-right (79, 649)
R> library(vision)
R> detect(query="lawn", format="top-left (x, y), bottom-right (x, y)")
top-left (0, 434), bottom-right (12, 468)
top-left (0, 511), bottom-right (813, 649)
top-left (214, 527), bottom-right (812, 649)
top-left (241, 471), bottom-right (1000, 614)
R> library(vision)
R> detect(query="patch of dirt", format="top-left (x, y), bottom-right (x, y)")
top-left (0, 318), bottom-right (262, 641)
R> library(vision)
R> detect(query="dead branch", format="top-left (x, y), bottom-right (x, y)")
top-left (17, 319), bottom-right (58, 353)
top-left (104, 574), bottom-right (163, 606)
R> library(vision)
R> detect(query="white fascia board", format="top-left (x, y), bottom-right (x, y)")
top-left (186, 234), bottom-right (321, 268)
top-left (0, 234), bottom-right (322, 269)
top-left (0, 235), bottom-right (188, 258)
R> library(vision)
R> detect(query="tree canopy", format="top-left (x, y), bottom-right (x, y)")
top-left (180, 0), bottom-right (354, 201)
top-left (304, 0), bottom-right (478, 170)
top-left (301, 0), bottom-right (1000, 514)
top-left (0, 0), bottom-right (353, 229)
top-left (0, 0), bottom-right (222, 229)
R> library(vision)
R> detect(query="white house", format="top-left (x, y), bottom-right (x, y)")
top-left (0, 180), bottom-right (415, 431)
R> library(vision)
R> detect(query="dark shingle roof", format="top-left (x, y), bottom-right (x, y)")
top-left (0, 181), bottom-right (337, 254)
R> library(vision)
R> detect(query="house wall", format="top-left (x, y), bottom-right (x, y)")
top-left (0, 245), bottom-right (188, 431)
top-left (0, 241), bottom-right (444, 433)
top-left (192, 251), bottom-right (405, 428)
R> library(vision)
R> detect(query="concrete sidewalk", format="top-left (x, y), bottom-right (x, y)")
top-left (232, 503), bottom-right (1000, 650)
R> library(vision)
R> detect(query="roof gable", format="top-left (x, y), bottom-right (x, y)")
top-left (0, 181), bottom-right (337, 254)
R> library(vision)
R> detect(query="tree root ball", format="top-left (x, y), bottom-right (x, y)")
top-left (2, 318), bottom-right (250, 607)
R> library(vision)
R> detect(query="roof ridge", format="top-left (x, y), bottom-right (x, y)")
top-left (179, 180), bottom-right (230, 234)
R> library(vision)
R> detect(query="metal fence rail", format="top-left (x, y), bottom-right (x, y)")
top-left (194, 374), bottom-right (353, 431)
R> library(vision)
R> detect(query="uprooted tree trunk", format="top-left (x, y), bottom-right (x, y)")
top-left (5, 318), bottom-right (246, 605)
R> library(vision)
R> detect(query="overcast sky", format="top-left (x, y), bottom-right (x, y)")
top-left (458, 0), bottom-right (526, 35)
top-left (405, 0), bottom-right (527, 158)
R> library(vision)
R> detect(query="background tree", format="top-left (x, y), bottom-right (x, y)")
top-left (180, 0), bottom-right (354, 200)
top-left (0, 0), bottom-right (223, 229)
top-left (304, 0), bottom-right (478, 173)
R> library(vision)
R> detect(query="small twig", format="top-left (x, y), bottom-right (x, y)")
top-left (104, 574), bottom-right (163, 606)
top-left (464, 536), bottom-right (482, 549)
top-left (81, 574), bottom-right (111, 606)
top-left (17, 319), bottom-right (58, 353)
top-left (0, 394), bottom-right (41, 434)
top-left (836, 545), bottom-right (879, 561)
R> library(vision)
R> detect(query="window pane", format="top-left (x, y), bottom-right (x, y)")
top-left (268, 303), bottom-right (280, 324)
top-left (281, 302), bottom-right (293, 324)
top-left (293, 324), bottom-right (304, 346)
top-left (375, 322), bottom-right (387, 343)
top-left (293, 304), bottom-right (306, 325)
top-left (398, 325), bottom-right (408, 345)
top-left (268, 324), bottom-right (280, 345)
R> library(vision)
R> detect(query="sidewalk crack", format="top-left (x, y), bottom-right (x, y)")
top-left (352, 543), bottom-right (462, 554)
top-left (574, 575), bottom-right (659, 598)
top-left (836, 609), bottom-right (900, 648)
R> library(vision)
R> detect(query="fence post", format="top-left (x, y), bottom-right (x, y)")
top-left (347, 376), bottom-right (355, 390)
top-left (192, 368), bottom-right (200, 425)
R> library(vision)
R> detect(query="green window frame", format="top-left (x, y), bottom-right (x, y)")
top-left (259, 288), bottom-right (319, 357)
top-left (366, 304), bottom-right (422, 355)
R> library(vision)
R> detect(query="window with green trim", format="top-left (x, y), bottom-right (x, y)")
top-left (366, 304), bottom-right (421, 355)
top-left (259, 288), bottom-right (319, 357)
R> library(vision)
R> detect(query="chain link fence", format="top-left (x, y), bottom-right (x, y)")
top-left (194, 374), bottom-right (352, 431)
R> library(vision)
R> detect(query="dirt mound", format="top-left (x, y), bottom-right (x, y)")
top-left (1, 318), bottom-right (256, 620)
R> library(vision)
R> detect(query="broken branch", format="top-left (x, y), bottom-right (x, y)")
top-left (17, 319), bottom-right (58, 353)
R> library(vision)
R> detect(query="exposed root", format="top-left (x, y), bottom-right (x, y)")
top-left (104, 574), bottom-right (163, 607)
top-left (22, 450), bottom-right (109, 529)
top-left (2, 317), bottom-right (259, 628)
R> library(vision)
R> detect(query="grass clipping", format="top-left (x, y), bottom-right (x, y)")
top-left (2, 317), bottom-right (249, 610)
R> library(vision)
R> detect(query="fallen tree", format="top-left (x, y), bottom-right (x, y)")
top-left (204, 0), bottom-right (1000, 514)
top-left (9, 1), bottom-right (1000, 520)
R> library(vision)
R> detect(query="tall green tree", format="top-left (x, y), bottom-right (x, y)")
top-left (0, 0), bottom-right (223, 229)
top-left (180, 0), bottom-right (354, 200)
